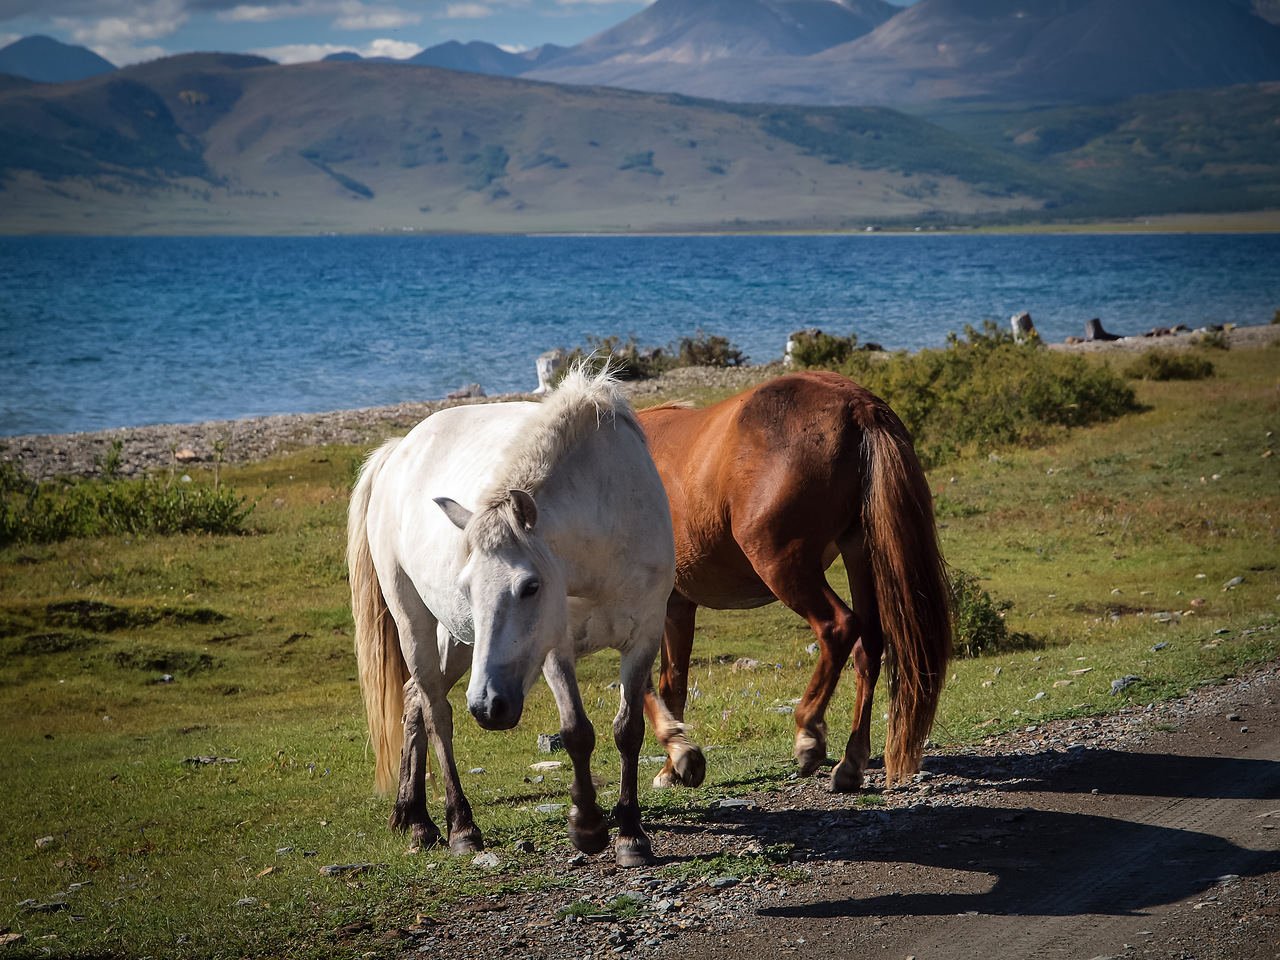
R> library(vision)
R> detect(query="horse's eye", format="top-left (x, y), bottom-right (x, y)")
top-left (519, 579), bottom-right (540, 599)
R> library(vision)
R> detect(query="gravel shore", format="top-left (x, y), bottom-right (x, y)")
top-left (5, 325), bottom-right (1275, 482)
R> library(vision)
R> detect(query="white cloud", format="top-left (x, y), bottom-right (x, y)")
top-left (219, 0), bottom-right (418, 30)
top-left (438, 3), bottom-right (491, 19)
top-left (553, 0), bottom-right (653, 5)
top-left (50, 0), bottom-right (187, 64)
top-left (249, 36), bottom-right (420, 62)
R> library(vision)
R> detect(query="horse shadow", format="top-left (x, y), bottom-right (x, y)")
top-left (692, 747), bottom-right (1280, 919)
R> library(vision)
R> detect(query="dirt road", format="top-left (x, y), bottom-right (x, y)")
top-left (399, 658), bottom-right (1279, 960)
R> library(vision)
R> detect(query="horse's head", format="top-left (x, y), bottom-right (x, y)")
top-left (436, 489), bottom-right (566, 731)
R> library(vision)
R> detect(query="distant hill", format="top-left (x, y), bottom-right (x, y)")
top-left (0, 35), bottom-right (116, 84)
top-left (527, 0), bottom-right (1280, 104)
top-left (0, 54), bottom-right (1065, 234)
top-left (910, 82), bottom-right (1280, 216)
top-left (324, 40), bottom-right (567, 76)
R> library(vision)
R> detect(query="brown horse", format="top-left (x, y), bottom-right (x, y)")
top-left (637, 370), bottom-right (951, 792)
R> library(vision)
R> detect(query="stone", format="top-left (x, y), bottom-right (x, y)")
top-left (530, 760), bottom-right (563, 772)
top-left (715, 798), bottom-right (750, 809)
top-left (1150, 642), bottom-right (1170, 652)
top-left (468, 767), bottom-right (486, 774)
top-left (535, 803), bottom-right (565, 814)
top-left (1223, 576), bottom-right (1244, 590)
top-left (732, 658), bottom-right (760, 672)
top-left (709, 877), bottom-right (740, 889)
top-left (1110, 675), bottom-right (1140, 696)
top-left (319, 862), bottom-right (381, 877)
top-left (534, 348), bottom-right (566, 395)
top-left (473, 852), bottom-right (502, 869)
top-left (35, 835), bottom-right (54, 849)
top-left (447, 383), bottom-right (485, 400)
top-left (1085, 318), bottom-right (1123, 342)
top-left (174, 448), bottom-right (200, 462)
top-left (537, 733), bottom-right (564, 753)
top-left (511, 840), bottom-right (535, 853)
top-left (1010, 311), bottom-right (1037, 343)
top-left (234, 897), bottom-right (260, 907)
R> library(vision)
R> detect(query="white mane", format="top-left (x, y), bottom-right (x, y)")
top-left (469, 364), bottom-right (640, 551)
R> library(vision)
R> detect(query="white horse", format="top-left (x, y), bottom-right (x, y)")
top-left (347, 367), bottom-right (701, 867)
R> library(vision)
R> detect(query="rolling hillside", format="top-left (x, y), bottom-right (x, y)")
top-left (0, 35), bottom-right (116, 84)
top-left (0, 54), bottom-right (1059, 235)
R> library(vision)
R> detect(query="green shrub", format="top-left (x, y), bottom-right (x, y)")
top-left (559, 334), bottom-right (675, 381)
top-left (1271, 307), bottom-right (1279, 325)
top-left (1122, 351), bottom-right (1215, 381)
top-left (950, 569), bottom-right (1039, 659)
top-left (0, 457), bottom-right (254, 546)
top-left (789, 330), bottom-right (857, 367)
top-left (677, 330), bottom-right (747, 367)
top-left (1194, 329), bottom-right (1230, 350)
top-left (558, 330), bottom-right (745, 381)
top-left (818, 320), bottom-right (1139, 467)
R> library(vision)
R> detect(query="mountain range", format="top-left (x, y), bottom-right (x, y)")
top-left (327, 0), bottom-right (1280, 105)
top-left (1, 49), bottom-right (1277, 235)
top-left (5, 0), bottom-right (1280, 106)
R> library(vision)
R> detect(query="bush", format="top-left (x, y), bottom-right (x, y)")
top-left (559, 334), bottom-right (675, 381)
top-left (677, 330), bottom-right (747, 368)
top-left (558, 330), bottom-right (746, 381)
top-left (0, 457), bottom-right (254, 547)
top-left (789, 330), bottom-right (857, 368)
top-left (950, 569), bottom-right (1039, 659)
top-left (1122, 351), bottom-right (1215, 381)
top-left (813, 320), bottom-right (1139, 467)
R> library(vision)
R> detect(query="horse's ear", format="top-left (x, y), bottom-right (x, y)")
top-left (434, 497), bottom-right (473, 530)
top-left (509, 489), bottom-right (537, 530)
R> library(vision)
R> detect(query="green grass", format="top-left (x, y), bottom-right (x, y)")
top-left (1, 345), bottom-right (1278, 957)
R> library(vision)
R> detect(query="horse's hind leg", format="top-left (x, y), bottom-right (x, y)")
top-left (643, 592), bottom-right (706, 789)
top-left (747, 550), bottom-right (860, 779)
top-left (391, 678), bottom-right (442, 850)
top-left (387, 574), bottom-right (482, 855)
top-left (831, 533), bottom-right (884, 794)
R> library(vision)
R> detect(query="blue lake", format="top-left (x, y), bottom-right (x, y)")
top-left (2, 233), bottom-right (1278, 437)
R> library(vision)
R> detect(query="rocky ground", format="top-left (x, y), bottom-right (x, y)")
top-left (7, 324), bottom-right (1275, 483)
top-left (331, 638), bottom-right (1279, 960)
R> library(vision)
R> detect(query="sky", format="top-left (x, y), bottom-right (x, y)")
top-left (0, 0), bottom-right (913, 68)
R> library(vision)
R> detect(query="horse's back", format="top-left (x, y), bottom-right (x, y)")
top-left (638, 372), bottom-right (887, 607)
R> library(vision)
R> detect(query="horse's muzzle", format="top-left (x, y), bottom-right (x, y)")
top-left (468, 693), bottom-right (522, 731)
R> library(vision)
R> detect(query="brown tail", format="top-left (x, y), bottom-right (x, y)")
top-left (348, 438), bottom-right (411, 795)
top-left (862, 408), bottom-right (952, 784)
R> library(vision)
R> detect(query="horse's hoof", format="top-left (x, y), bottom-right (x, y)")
top-left (652, 768), bottom-right (679, 789)
top-left (794, 728), bottom-right (827, 777)
top-left (831, 759), bottom-right (864, 794)
top-left (447, 829), bottom-right (483, 856)
top-left (615, 836), bottom-right (655, 869)
top-left (673, 746), bottom-right (706, 788)
top-left (409, 823), bottom-right (444, 851)
top-left (568, 805), bottom-right (609, 856)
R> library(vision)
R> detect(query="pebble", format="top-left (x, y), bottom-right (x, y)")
top-left (34, 836), bottom-right (54, 849)
top-left (531, 761), bottom-right (564, 772)
top-left (473, 852), bottom-right (502, 869)
top-left (536, 804), bottom-right (566, 814)
top-left (469, 767), bottom-right (486, 775)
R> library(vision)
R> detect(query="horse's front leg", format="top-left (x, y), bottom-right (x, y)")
top-left (544, 649), bottom-right (608, 856)
top-left (429, 632), bottom-right (482, 854)
top-left (615, 647), bottom-right (659, 867)
top-left (643, 592), bottom-right (706, 789)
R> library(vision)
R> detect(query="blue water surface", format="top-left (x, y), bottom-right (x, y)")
top-left (1, 233), bottom-right (1277, 436)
